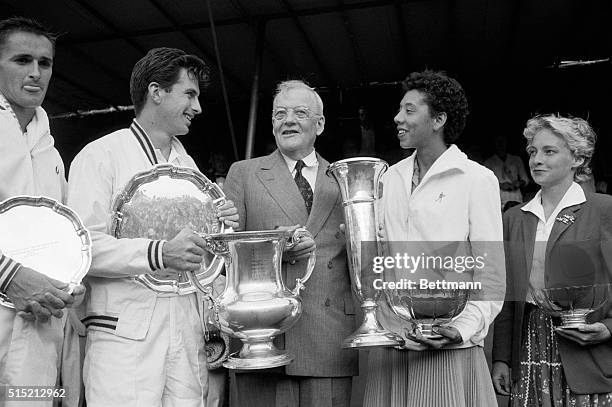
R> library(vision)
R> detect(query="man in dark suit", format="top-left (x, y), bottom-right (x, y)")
top-left (223, 80), bottom-right (358, 407)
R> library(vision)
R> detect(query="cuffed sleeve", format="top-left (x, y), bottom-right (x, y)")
top-left (449, 300), bottom-right (503, 346)
top-left (67, 142), bottom-right (162, 278)
top-left (0, 252), bottom-right (21, 293)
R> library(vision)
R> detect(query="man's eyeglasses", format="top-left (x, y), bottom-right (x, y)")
top-left (272, 107), bottom-right (320, 121)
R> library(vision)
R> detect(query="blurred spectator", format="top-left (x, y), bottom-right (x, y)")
top-left (358, 106), bottom-right (376, 156)
top-left (484, 135), bottom-right (529, 208)
top-left (208, 152), bottom-right (231, 188)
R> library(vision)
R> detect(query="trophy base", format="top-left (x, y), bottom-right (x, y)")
top-left (558, 310), bottom-right (590, 329)
top-left (343, 330), bottom-right (406, 348)
top-left (223, 352), bottom-right (294, 370)
top-left (410, 323), bottom-right (443, 339)
top-left (223, 340), bottom-right (294, 370)
top-left (343, 300), bottom-right (405, 348)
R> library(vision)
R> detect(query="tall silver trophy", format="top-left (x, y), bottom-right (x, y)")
top-left (328, 157), bottom-right (404, 348)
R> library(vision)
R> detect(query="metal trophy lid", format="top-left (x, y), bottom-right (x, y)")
top-left (110, 164), bottom-right (226, 294)
top-left (0, 196), bottom-right (91, 308)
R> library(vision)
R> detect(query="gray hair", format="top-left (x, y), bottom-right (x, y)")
top-left (523, 114), bottom-right (596, 182)
top-left (273, 80), bottom-right (324, 115)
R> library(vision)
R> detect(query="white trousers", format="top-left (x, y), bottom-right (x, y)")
top-left (83, 295), bottom-right (208, 407)
top-left (0, 307), bottom-right (66, 407)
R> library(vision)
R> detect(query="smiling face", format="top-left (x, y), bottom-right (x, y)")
top-left (527, 128), bottom-right (582, 189)
top-left (272, 87), bottom-right (325, 160)
top-left (157, 68), bottom-right (201, 136)
top-left (394, 89), bottom-right (441, 150)
top-left (0, 31), bottom-right (53, 120)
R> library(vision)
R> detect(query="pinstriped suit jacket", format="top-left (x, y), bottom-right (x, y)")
top-left (223, 150), bottom-right (358, 377)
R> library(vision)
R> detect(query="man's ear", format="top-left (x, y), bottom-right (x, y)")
top-left (148, 82), bottom-right (162, 104)
top-left (432, 112), bottom-right (447, 132)
top-left (316, 116), bottom-right (325, 136)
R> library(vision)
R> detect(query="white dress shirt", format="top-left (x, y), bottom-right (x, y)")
top-left (280, 149), bottom-right (319, 192)
top-left (521, 182), bottom-right (586, 302)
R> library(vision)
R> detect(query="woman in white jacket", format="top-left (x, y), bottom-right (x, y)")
top-left (363, 70), bottom-right (505, 407)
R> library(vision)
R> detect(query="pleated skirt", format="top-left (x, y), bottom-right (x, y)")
top-left (363, 346), bottom-right (496, 407)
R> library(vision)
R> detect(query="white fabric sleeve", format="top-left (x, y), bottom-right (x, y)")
top-left (67, 145), bottom-right (163, 278)
top-left (448, 168), bottom-right (505, 344)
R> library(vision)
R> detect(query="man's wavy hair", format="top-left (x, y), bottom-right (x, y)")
top-left (401, 70), bottom-right (469, 144)
top-left (523, 114), bottom-right (596, 183)
top-left (130, 47), bottom-right (210, 115)
top-left (0, 17), bottom-right (57, 53)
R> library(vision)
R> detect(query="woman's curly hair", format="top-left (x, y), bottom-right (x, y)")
top-left (402, 70), bottom-right (469, 144)
top-left (523, 114), bottom-right (596, 183)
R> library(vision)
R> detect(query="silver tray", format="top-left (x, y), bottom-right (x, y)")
top-left (111, 164), bottom-right (226, 294)
top-left (0, 196), bottom-right (91, 308)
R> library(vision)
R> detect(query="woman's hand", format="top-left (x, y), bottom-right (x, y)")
top-left (395, 340), bottom-right (427, 351)
top-left (555, 322), bottom-right (611, 346)
top-left (491, 361), bottom-right (512, 395)
top-left (405, 325), bottom-right (463, 350)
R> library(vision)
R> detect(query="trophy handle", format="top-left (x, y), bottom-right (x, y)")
top-left (187, 270), bottom-right (220, 296)
top-left (285, 227), bottom-right (316, 296)
top-left (190, 228), bottom-right (233, 291)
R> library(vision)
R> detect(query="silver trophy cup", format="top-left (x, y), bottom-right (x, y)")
top-left (201, 228), bottom-right (315, 370)
top-left (530, 240), bottom-right (612, 328)
top-left (383, 243), bottom-right (471, 339)
top-left (385, 284), bottom-right (469, 339)
top-left (530, 283), bottom-right (612, 328)
top-left (327, 157), bottom-right (404, 348)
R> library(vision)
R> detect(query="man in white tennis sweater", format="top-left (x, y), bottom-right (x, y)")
top-left (0, 17), bottom-right (85, 407)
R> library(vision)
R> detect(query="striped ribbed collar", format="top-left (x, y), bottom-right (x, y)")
top-left (130, 119), bottom-right (158, 165)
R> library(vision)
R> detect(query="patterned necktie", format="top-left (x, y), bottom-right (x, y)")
top-left (294, 160), bottom-right (313, 214)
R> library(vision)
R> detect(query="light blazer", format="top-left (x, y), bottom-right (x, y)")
top-left (493, 192), bottom-right (612, 394)
top-left (223, 150), bottom-right (358, 377)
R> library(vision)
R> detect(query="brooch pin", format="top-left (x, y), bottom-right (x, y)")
top-left (555, 214), bottom-right (575, 224)
top-left (435, 192), bottom-right (446, 203)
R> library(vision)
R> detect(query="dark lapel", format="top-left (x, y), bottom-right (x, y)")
top-left (545, 203), bottom-right (585, 261)
top-left (520, 211), bottom-right (538, 282)
top-left (255, 150), bottom-right (309, 225)
top-left (306, 154), bottom-right (339, 238)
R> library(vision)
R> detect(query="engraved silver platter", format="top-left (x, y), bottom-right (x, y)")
top-left (0, 196), bottom-right (92, 308)
top-left (110, 164), bottom-right (226, 294)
